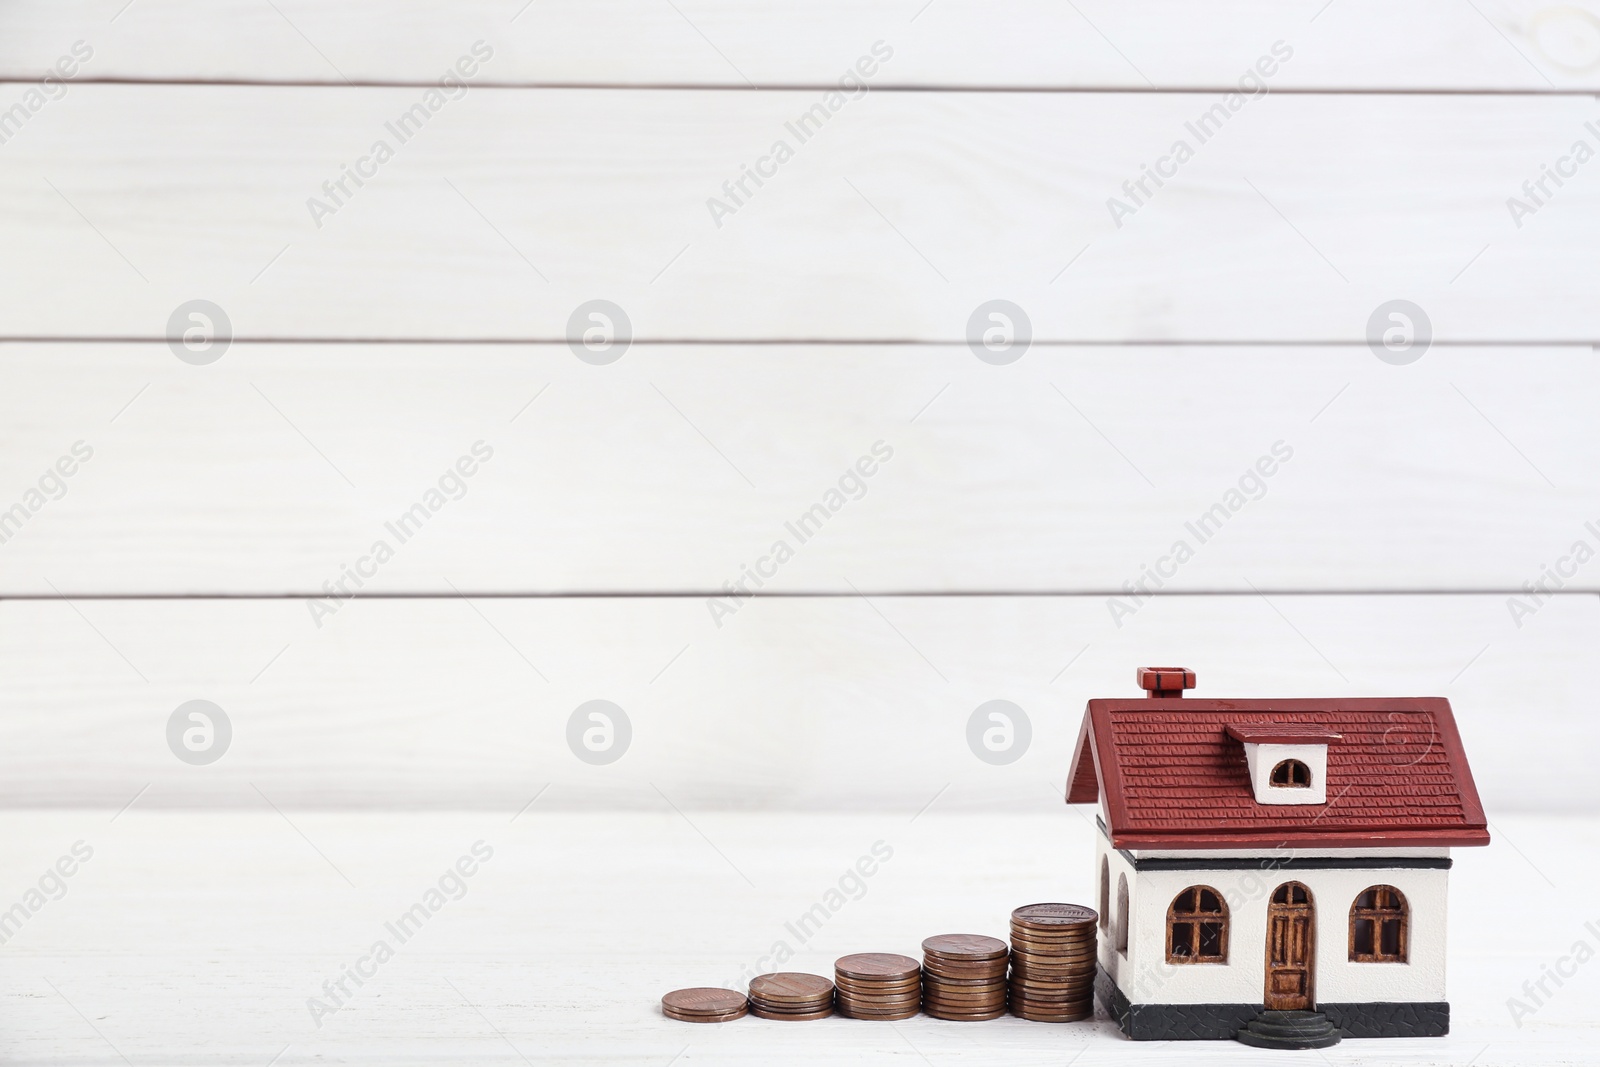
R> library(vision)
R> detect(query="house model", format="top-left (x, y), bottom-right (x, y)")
top-left (1066, 667), bottom-right (1488, 1049)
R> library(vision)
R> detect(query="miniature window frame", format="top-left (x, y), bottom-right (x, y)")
top-left (1269, 759), bottom-right (1312, 788)
top-left (1349, 885), bottom-right (1408, 963)
top-left (1115, 873), bottom-right (1130, 955)
top-left (1098, 856), bottom-right (1110, 931)
top-left (1166, 885), bottom-right (1229, 964)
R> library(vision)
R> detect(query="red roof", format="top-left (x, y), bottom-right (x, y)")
top-left (1066, 682), bottom-right (1489, 851)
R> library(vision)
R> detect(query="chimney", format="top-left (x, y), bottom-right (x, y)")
top-left (1137, 666), bottom-right (1195, 699)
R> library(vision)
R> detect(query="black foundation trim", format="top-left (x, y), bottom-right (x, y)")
top-left (1097, 971), bottom-right (1450, 1040)
top-left (1321, 1001), bottom-right (1450, 1038)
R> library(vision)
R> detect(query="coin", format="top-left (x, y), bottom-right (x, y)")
top-left (924, 981), bottom-right (1007, 995)
top-left (1010, 987), bottom-right (1093, 1001)
top-left (1012, 903), bottom-right (1098, 927)
top-left (661, 988), bottom-right (748, 1018)
top-left (749, 972), bottom-right (833, 1002)
top-left (750, 1004), bottom-right (834, 1021)
top-left (926, 1008), bottom-right (1008, 1021)
top-left (1012, 1008), bottom-right (1092, 1023)
top-left (836, 991), bottom-right (922, 1005)
top-left (835, 976), bottom-right (920, 994)
top-left (1010, 963), bottom-right (1097, 979)
top-left (922, 934), bottom-right (1009, 960)
top-left (1011, 927), bottom-right (1100, 947)
top-left (835, 953), bottom-right (920, 980)
top-left (924, 979), bottom-right (1007, 992)
top-left (928, 966), bottom-right (998, 979)
top-left (1009, 946), bottom-right (1096, 959)
top-left (924, 993), bottom-right (1007, 1007)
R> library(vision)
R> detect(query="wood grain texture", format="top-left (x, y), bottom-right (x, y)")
top-left (3, 0), bottom-right (1600, 89)
top-left (2, 344), bottom-right (1591, 596)
top-left (0, 89), bottom-right (1595, 341)
top-left (0, 592), bottom-right (1591, 811)
top-left (0, 810), bottom-right (1586, 1064)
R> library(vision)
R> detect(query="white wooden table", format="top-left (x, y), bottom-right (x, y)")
top-left (1, 811), bottom-right (1590, 1065)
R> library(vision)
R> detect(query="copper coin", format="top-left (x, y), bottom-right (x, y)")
top-left (662, 988), bottom-right (748, 1016)
top-left (1010, 991), bottom-right (1093, 1004)
top-left (835, 953), bottom-right (920, 980)
top-left (1009, 940), bottom-right (1096, 955)
top-left (1010, 961), bottom-right (1095, 976)
top-left (923, 958), bottom-right (1008, 976)
top-left (1010, 989), bottom-right (1093, 1002)
top-left (832, 979), bottom-right (921, 998)
top-left (1008, 927), bottom-right (1096, 942)
top-left (925, 971), bottom-right (1006, 985)
top-left (1010, 979), bottom-right (1094, 993)
top-left (924, 955), bottom-right (1007, 969)
top-left (1012, 1008), bottom-right (1092, 1023)
top-left (1009, 932), bottom-right (1096, 949)
top-left (750, 1004), bottom-right (834, 1021)
top-left (1010, 968), bottom-right (1096, 983)
top-left (835, 983), bottom-right (920, 998)
top-left (838, 1004), bottom-right (922, 1019)
top-left (1009, 964), bottom-right (1096, 978)
top-left (749, 972), bottom-right (833, 1001)
top-left (924, 980), bottom-right (1007, 993)
top-left (1012, 903), bottom-right (1097, 927)
top-left (1008, 944), bottom-right (1097, 961)
top-left (836, 991), bottom-right (922, 1004)
top-left (924, 982), bottom-right (1007, 995)
top-left (1009, 924), bottom-right (1096, 939)
top-left (663, 1005), bottom-right (748, 1023)
top-left (927, 994), bottom-right (1006, 1004)
top-left (921, 934), bottom-right (1009, 960)
top-left (925, 984), bottom-right (1007, 997)
top-left (926, 1007), bottom-right (1008, 1021)
top-left (835, 986), bottom-right (922, 998)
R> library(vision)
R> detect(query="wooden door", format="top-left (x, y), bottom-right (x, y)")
top-left (1264, 882), bottom-right (1314, 1010)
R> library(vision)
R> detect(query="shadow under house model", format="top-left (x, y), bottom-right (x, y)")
top-left (1066, 668), bottom-right (1488, 1050)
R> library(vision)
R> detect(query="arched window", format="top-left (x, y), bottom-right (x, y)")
top-left (1350, 885), bottom-right (1408, 962)
top-left (1270, 759), bottom-right (1311, 788)
top-left (1115, 873), bottom-right (1129, 954)
top-left (1098, 856), bottom-right (1110, 931)
top-left (1167, 886), bottom-right (1228, 963)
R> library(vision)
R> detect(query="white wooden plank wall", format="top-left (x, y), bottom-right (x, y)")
top-left (0, 344), bottom-right (1593, 595)
top-left (0, 0), bottom-right (1590, 812)
top-left (3, 1), bottom-right (1600, 89)
top-left (0, 90), bottom-right (1597, 340)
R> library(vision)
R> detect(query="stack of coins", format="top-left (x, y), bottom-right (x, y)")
top-left (747, 972), bottom-right (835, 1020)
top-left (1009, 903), bottom-right (1097, 1022)
top-left (833, 953), bottom-right (921, 1020)
top-left (660, 987), bottom-right (749, 1023)
top-left (920, 934), bottom-right (1009, 1021)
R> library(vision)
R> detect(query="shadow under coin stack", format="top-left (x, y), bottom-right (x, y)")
top-left (660, 987), bottom-right (749, 1023)
top-left (919, 934), bottom-right (1009, 1021)
top-left (833, 953), bottom-right (921, 1020)
top-left (747, 972), bottom-right (835, 1020)
top-left (1008, 903), bottom-right (1097, 1022)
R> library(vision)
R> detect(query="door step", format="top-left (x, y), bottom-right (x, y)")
top-left (1235, 1010), bottom-right (1343, 1050)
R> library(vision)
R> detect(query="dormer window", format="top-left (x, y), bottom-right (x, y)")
top-left (1226, 724), bottom-right (1341, 806)
top-left (1270, 759), bottom-right (1311, 788)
